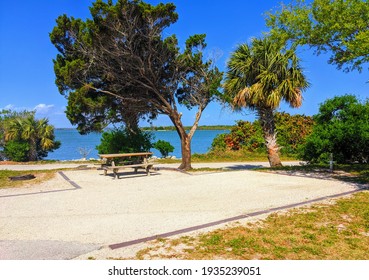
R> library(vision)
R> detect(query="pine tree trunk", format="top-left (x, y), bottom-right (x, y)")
top-left (178, 135), bottom-right (192, 170)
top-left (122, 110), bottom-right (140, 134)
top-left (170, 112), bottom-right (192, 170)
top-left (258, 107), bottom-right (283, 167)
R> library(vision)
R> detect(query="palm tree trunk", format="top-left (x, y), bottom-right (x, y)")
top-left (29, 137), bottom-right (38, 162)
top-left (258, 107), bottom-right (283, 167)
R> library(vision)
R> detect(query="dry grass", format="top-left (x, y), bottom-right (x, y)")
top-left (0, 170), bottom-right (57, 189)
top-left (136, 192), bottom-right (369, 260)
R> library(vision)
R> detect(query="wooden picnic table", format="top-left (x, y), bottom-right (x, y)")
top-left (99, 152), bottom-right (154, 179)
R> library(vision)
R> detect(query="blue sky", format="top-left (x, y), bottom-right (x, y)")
top-left (0, 0), bottom-right (368, 128)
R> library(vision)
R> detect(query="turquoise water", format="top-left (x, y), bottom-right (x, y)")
top-left (46, 129), bottom-right (229, 160)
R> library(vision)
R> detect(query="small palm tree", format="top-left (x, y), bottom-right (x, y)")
top-left (5, 113), bottom-right (56, 161)
top-left (224, 37), bottom-right (309, 167)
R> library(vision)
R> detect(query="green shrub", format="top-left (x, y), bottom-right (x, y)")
top-left (300, 95), bottom-right (369, 163)
top-left (210, 113), bottom-right (314, 156)
top-left (4, 140), bottom-right (30, 162)
top-left (96, 127), bottom-right (153, 154)
top-left (210, 120), bottom-right (264, 152)
top-left (1, 110), bottom-right (60, 161)
top-left (274, 112), bottom-right (314, 155)
top-left (153, 140), bottom-right (174, 158)
top-left (210, 133), bottom-right (227, 151)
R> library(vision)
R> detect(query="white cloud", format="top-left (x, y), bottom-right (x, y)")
top-left (2, 104), bottom-right (15, 110)
top-left (1, 104), bottom-right (28, 112)
top-left (33, 104), bottom-right (55, 114)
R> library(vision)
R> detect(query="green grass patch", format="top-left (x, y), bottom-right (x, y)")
top-left (191, 150), bottom-right (297, 163)
top-left (157, 150), bottom-right (297, 163)
top-left (156, 158), bottom-right (182, 164)
top-left (188, 167), bottom-right (224, 173)
top-left (135, 192), bottom-right (369, 260)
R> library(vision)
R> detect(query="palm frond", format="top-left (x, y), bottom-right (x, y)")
top-left (223, 36), bottom-right (309, 111)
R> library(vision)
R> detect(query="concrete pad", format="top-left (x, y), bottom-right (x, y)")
top-left (0, 240), bottom-right (100, 260)
top-left (0, 164), bottom-right (358, 259)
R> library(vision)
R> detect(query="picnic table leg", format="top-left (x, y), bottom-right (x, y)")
top-left (146, 165), bottom-right (151, 176)
top-left (111, 161), bottom-right (118, 179)
top-left (113, 168), bottom-right (119, 179)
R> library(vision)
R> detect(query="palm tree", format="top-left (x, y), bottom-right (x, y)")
top-left (224, 37), bottom-right (309, 167)
top-left (5, 113), bottom-right (56, 161)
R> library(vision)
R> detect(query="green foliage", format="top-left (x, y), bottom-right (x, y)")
top-left (223, 36), bottom-right (309, 110)
top-left (267, 0), bottom-right (369, 71)
top-left (223, 36), bottom-right (309, 166)
top-left (211, 112), bottom-right (314, 156)
top-left (300, 95), bottom-right (369, 163)
top-left (96, 127), bottom-right (153, 155)
top-left (50, 0), bottom-right (178, 133)
top-left (176, 34), bottom-right (223, 110)
top-left (274, 112), bottom-right (315, 154)
top-left (3, 140), bottom-right (30, 162)
top-left (1, 110), bottom-right (30, 148)
top-left (192, 150), bottom-right (269, 162)
top-left (50, 0), bottom-right (223, 170)
top-left (153, 140), bottom-right (174, 158)
top-left (0, 110), bottom-right (60, 162)
top-left (145, 125), bottom-right (232, 131)
top-left (215, 120), bottom-right (264, 152)
top-left (36, 139), bottom-right (61, 160)
top-left (210, 133), bottom-right (228, 152)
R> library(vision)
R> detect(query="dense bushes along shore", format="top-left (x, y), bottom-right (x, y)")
top-left (0, 110), bottom-right (60, 162)
top-left (209, 95), bottom-right (369, 164)
top-left (210, 112), bottom-right (314, 158)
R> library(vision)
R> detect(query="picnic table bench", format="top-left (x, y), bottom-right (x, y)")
top-left (99, 152), bottom-right (155, 179)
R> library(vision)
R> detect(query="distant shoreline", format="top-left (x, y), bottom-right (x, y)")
top-left (55, 125), bottom-right (232, 131)
top-left (49, 128), bottom-right (229, 160)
